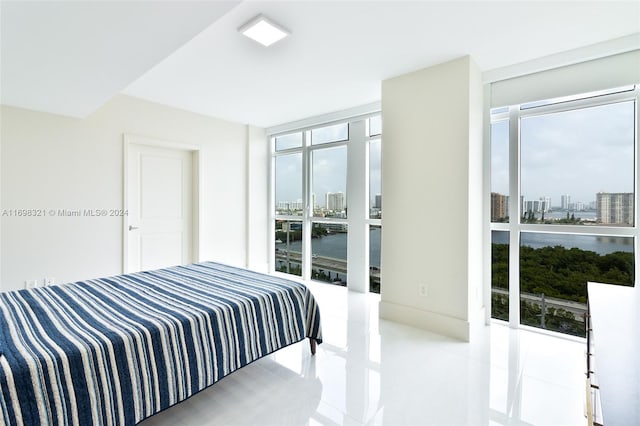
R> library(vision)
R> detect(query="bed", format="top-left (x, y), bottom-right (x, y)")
top-left (0, 261), bottom-right (322, 426)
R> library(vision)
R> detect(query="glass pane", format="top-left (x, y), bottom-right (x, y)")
top-left (370, 139), bottom-right (382, 219)
top-left (310, 222), bottom-right (347, 286)
top-left (370, 225), bottom-right (381, 294)
top-left (311, 123), bottom-right (349, 145)
top-left (312, 145), bottom-right (347, 218)
top-left (275, 153), bottom-right (303, 216)
top-left (274, 220), bottom-right (302, 277)
top-left (520, 101), bottom-right (634, 226)
top-left (491, 231), bottom-right (509, 321)
top-left (369, 115), bottom-right (381, 136)
top-left (275, 132), bottom-right (302, 151)
top-left (520, 232), bottom-right (634, 337)
top-left (491, 120), bottom-right (509, 222)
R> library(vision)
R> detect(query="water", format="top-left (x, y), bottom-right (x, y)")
top-left (278, 227), bottom-right (632, 270)
top-left (275, 226), bottom-right (381, 267)
top-left (546, 210), bottom-right (597, 220)
top-left (492, 231), bottom-right (633, 254)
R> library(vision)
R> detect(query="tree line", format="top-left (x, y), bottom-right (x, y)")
top-left (492, 243), bottom-right (634, 336)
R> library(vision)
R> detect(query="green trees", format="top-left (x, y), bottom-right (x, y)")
top-left (518, 245), bottom-right (633, 302)
top-left (491, 243), bottom-right (634, 336)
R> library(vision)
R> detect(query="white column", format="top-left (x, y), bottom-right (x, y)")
top-left (347, 120), bottom-right (369, 293)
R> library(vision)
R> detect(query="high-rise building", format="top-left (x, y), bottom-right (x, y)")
top-left (491, 192), bottom-right (508, 221)
top-left (561, 194), bottom-right (571, 210)
top-left (539, 196), bottom-right (551, 212)
top-left (596, 192), bottom-right (633, 225)
top-left (525, 200), bottom-right (540, 213)
top-left (277, 199), bottom-right (304, 212)
top-left (326, 192), bottom-right (345, 211)
top-left (374, 194), bottom-right (382, 209)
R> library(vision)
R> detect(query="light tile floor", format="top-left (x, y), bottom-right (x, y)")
top-left (142, 282), bottom-right (587, 426)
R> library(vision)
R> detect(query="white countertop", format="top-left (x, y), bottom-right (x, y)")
top-left (588, 282), bottom-right (640, 426)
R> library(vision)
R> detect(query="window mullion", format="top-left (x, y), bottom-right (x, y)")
top-left (508, 105), bottom-right (521, 329)
top-left (302, 131), bottom-right (312, 280)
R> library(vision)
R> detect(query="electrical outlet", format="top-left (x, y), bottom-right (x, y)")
top-left (24, 280), bottom-right (38, 289)
top-left (44, 278), bottom-right (55, 287)
top-left (419, 283), bottom-right (428, 297)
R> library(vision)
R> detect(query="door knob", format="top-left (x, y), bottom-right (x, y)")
top-left (129, 225), bottom-right (139, 231)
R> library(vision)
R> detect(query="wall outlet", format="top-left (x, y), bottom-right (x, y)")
top-left (44, 278), bottom-right (55, 287)
top-left (419, 283), bottom-right (428, 297)
top-left (24, 280), bottom-right (38, 289)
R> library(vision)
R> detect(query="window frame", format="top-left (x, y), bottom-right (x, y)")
top-left (270, 114), bottom-right (382, 291)
top-left (489, 85), bottom-right (640, 335)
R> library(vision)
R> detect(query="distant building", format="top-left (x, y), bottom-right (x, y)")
top-left (277, 199), bottom-right (303, 212)
top-left (521, 196), bottom-right (550, 214)
top-left (575, 201), bottom-right (584, 211)
top-left (326, 192), bottom-right (345, 211)
top-left (596, 192), bottom-right (633, 225)
top-left (374, 194), bottom-right (382, 209)
top-left (524, 199), bottom-right (540, 213)
top-left (539, 196), bottom-right (551, 212)
top-left (561, 194), bottom-right (571, 210)
top-left (491, 192), bottom-right (508, 221)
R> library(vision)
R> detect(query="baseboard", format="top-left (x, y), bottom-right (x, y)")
top-left (379, 300), bottom-right (471, 342)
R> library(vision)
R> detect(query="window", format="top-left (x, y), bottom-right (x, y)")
top-left (370, 225), bottom-right (381, 294)
top-left (310, 222), bottom-right (348, 285)
top-left (520, 101), bottom-right (634, 226)
top-left (490, 120), bottom-right (509, 222)
top-left (490, 85), bottom-right (638, 337)
top-left (369, 139), bottom-right (382, 219)
top-left (312, 145), bottom-right (347, 218)
top-left (519, 233), bottom-right (633, 336)
top-left (274, 153), bottom-right (303, 216)
top-left (491, 231), bottom-right (508, 321)
top-left (274, 220), bottom-right (302, 276)
top-left (368, 115), bottom-right (382, 137)
top-left (311, 123), bottom-right (349, 145)
top-left (275, 132), bottom-right (302, 151)
top-left (272, 114), bottom-right (382, 292)
top-left (368, 116), bottom-right (382, 293)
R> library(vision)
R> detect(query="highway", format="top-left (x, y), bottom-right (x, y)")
top-left (492, 287), bottom-right (587, 320)
top-left (275, 250), bottom-right (583, 321)
top-left (275, 250), bottom-right (380, 280)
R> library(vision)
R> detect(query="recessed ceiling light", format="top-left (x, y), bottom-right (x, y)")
top-left (239, 14), bottom-right (290, 47)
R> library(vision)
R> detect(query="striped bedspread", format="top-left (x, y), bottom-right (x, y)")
top-left (0, 262), bottom-right (322, 425)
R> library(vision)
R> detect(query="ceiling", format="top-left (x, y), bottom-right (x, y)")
top-left (2, 1), bottom-right (639, 128)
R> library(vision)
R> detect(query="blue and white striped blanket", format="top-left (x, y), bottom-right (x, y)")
top-left (0, 262), bottom-right (322, 425)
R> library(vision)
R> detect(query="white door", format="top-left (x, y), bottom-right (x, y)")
top-left (126, 143), bottom-right (193, 272)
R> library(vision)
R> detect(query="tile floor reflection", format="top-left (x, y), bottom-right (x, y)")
top-left (142, 282), bottom-right (586, 425)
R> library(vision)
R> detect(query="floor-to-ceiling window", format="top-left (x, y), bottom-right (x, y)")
top-left (490, 85), bottom-right (638, 337)
top-left (272, 114), bottom-right (382, 292)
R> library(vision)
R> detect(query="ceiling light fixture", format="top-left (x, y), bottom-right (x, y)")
top-left (239, 14), bottom-right (290, 47)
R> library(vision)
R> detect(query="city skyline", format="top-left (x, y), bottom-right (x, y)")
top-left (275, 122), bottom-right (382, 209)
top-left (491, 190), bottom-right (634, 225)
top-left (492, 100), bottom-right (634, 203)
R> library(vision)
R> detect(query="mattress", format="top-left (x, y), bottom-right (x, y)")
top-left (0, 262), bottom-right (322, 425)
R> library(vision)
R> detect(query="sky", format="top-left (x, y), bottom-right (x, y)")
top-left (492, 99), bottom-right (634, 207)
top-left (275, 119), bottom-right (382, 208)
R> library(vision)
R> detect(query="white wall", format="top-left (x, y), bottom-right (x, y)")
top-left (1, 95), bottom-right (268, 291)
top-left (379, 56), bottom-right (484, 341)
top-left (246, 125), bottom-right (270, 273)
